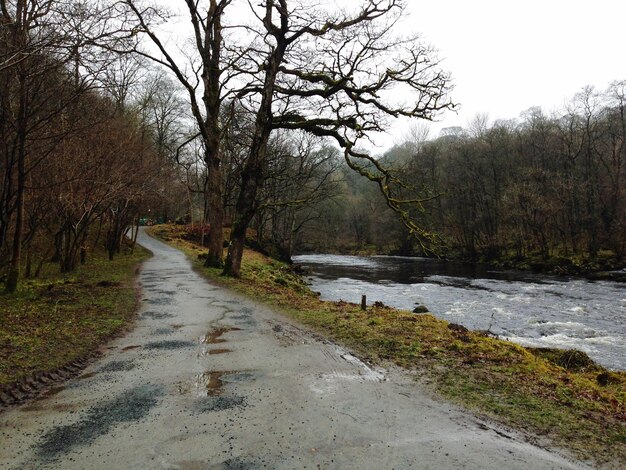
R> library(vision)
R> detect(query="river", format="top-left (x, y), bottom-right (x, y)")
top-left (292, 254), bottom-right (626, 371)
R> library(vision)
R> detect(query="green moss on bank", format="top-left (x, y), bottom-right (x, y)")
top-left (150, 224), bottom-right (625, 464)
top-left (0, 243), bottom-right (150, 386)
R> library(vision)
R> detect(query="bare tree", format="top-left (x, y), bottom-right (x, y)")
top-left (254, 133), bottom-right (341, 261)
top-left (0, 0), bottom-right (140, 291)
top-left (1, 0), bottom-right (83, 291)
top-left (122, 0), bottom-right (242, 267)
top-left (222, 0), bottom-right (454, 276)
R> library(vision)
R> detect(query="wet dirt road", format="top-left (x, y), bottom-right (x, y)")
top-left (0, 230), bottom-right (589, 469)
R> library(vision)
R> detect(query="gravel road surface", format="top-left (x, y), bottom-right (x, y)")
top-left (0, 229), bottom-right (589, 469)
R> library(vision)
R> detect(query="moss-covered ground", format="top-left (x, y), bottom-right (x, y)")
top-left (151, 224), bottom-right (625, 465)
top-left (0, 242), bottom-right (150, 387)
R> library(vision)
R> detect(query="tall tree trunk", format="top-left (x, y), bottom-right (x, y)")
top-left (223, 160), bottom-right (263, 277)
top-left (5, 94), bottom-right (26, 293)
top-left (223, 12), bottom-right (287, 277)
top-left (204, 154), bottom-right (224, 267)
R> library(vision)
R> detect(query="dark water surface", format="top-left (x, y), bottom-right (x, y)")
top-left (293, 254), bottom-right (626, 370)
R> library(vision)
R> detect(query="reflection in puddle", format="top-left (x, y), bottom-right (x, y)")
top-left (178, 372), bottom-right (232, 397)
top-left (201, 327), bottom-right (241, 344)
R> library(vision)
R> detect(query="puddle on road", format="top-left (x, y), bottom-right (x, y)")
top-left (201, 327), bottom-right (241, 344)
top-left (178, 371), bottom-right (232, 397)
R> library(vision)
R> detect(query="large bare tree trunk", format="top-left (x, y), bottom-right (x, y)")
top-left (204, 153), bottom-right (224, 267)
top-left (223, 159), bottom-right (264, 277)
top-left (5, 86), bottom-right (27, 293)
top-left (222, 2), bottom-right (287, 277)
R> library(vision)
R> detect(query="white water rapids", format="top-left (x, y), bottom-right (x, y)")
top-left (294, 254), bottom-right (625, 370)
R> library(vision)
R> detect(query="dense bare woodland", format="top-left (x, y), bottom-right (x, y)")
top-left (1, 0), bottom-right (456, 289)
top-left (1, 0), bottom-right (624, 293)
top-left (298, 87), bottom-right (626, 273)
top-left (0, 1), bottom-right (183, 292)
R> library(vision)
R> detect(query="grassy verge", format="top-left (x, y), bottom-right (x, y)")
top-left (0, 242), bottom-right (150, 387)
top-left (151, 224), bottom-right (625, 464)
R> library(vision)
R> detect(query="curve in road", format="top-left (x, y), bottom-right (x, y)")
top-left (0, 229), bottom-right (588, 469)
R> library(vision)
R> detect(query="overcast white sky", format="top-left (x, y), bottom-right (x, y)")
top-left (375, 0), bottom-right (626, 147)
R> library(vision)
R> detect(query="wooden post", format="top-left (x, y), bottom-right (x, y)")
top-left (361, 295), bottom-right (367, 311)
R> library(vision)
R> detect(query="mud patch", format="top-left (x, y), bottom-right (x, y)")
top-left (208, 348), bottom-right (232, 355)
top-left (22, 402), bottom-right (77, 413)
top-left (122, 345), bottom-right (142, 352)
top-left (192, 395), bottom-right (246, 413)
top-left (201, 327), bottom-right (241, 344)
top-left (143, 311), bottom-right (174, 320)
top-left (99, 359), bottom-right (136, 373)
top-left (270, 322), bottom-right (312, 347)
top-left (37, 384), bottom-right (163, 461)
top-left (39, 386), bottom-right (66, 398)
top-left (77, 372), bottom-right (98, 380)
top-left (144, 340), bottom-right (194, 350)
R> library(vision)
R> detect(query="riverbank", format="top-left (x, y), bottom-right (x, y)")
top-left (0, 241), bottom-right (150, 403)
top-left (150, 224), bottom-right (625, 466)
top-left (295, 253), bottom-right (625, 371)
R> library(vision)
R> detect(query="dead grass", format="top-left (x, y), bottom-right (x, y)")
top-left (150, 224), bottom-right (625, 464)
